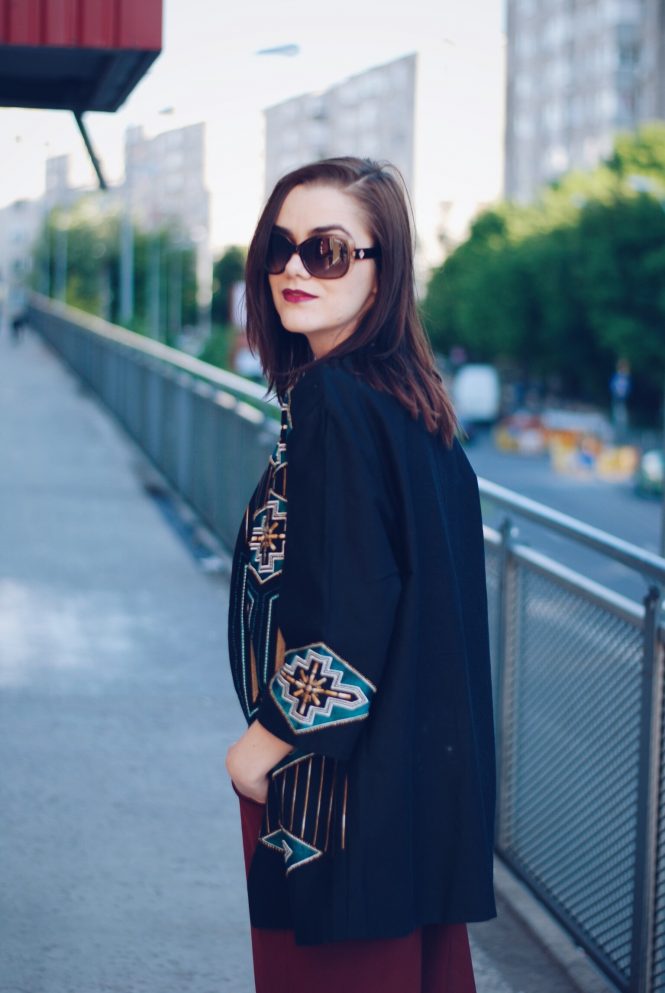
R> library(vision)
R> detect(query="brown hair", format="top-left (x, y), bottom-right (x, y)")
top-left (245, 156), bottom-right (458, 446)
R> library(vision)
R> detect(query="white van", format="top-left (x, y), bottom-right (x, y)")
top-left (452, 364), bottom-right (501, 424)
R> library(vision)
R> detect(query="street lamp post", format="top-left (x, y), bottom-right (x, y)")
top-left (42, 210), bottom-right (52, 297)
top-left (54, 216), bottom-right (68, 303)
top-left (168, 236), bottom-right (185, 345)
top-left (148, 234), bottom-right (160, 340)
top-left (119, 212), bottom-right (134, 326)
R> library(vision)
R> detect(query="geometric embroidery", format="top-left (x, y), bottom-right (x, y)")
top-left (269, 434), bottom-right (287, 473)
top-left (248, 491), bottom-right (287, 583)
top-left (270, 642), bottom-right (376, 733)
top-left (228, 388), bottom-right (291, 721)
top-left (269, 393), bottom-right (291, 475)
top-left (260, 825), bottom-right (323, 873)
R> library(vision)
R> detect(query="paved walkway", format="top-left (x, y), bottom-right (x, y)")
top-left (0, 327), bottom-right (588, 993)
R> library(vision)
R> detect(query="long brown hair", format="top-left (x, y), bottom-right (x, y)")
top-left (245, 157), bottom-right (458, 446)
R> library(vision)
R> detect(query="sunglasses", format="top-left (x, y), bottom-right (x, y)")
top-left (265, 230), bottom-right (380, 279)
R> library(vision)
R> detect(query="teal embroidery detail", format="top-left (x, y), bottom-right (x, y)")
top-left (260, 826), bottom-right (323, 873)
top-left (248, 491), bottom-right (287, 583)
top-left (271, 643), bottom-right (376, 733)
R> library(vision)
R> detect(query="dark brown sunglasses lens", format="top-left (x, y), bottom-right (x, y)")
top-left (266, 233), bottom-right (292, 273)
top-left (303, 236), bottom-right (348, 277)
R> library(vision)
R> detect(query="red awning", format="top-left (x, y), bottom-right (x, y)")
top-left (0, 0), bottom-right (163, 112)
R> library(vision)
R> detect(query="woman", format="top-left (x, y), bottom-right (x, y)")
top-left (226, 157), bottom-right (496, 993)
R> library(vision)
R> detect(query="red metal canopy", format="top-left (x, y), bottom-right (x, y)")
top-left (0, 0), bottom-right (163, 112)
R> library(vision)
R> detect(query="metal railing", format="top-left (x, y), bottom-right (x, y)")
top-left (28, 295), bottom-right (665, 993)
top-left (28, 294), bottom-right (280, 550)
top-left (482, 487), bottom-right (665, 993)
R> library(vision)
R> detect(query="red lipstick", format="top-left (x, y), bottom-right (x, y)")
top-left (283, 289), bottom-right (316, 302)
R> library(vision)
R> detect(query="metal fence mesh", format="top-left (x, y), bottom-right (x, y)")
top-left (498, 557), bottom-right (644, 984)
top-left (649, 633), bottom-right (665, 992)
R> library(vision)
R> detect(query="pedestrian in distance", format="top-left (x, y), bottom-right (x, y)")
top-left (10, 310), bottom-right (27, 345)
top-left (226, 156), bottom-right (496, 993)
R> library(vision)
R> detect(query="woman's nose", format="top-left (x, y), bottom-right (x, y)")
top-left (283, 248), bottom-right (309, 278)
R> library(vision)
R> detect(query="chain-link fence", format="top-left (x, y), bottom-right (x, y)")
top-left (29, 295), bottom-right (665, 993)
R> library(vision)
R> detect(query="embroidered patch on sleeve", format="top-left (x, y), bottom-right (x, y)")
top-left (270, 643), bottom-right (376, 733)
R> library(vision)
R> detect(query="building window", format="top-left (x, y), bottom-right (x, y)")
top-left (616, 22), bottom-right (640, 68)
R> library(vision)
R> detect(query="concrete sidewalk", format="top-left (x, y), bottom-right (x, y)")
top-left (0, 327), bottom-right (608, 993)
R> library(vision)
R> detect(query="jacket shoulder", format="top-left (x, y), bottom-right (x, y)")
top-left (289, 358), bottom-right (383, 423)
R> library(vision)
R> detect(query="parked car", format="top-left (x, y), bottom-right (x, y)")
top-left (634, 449), bottom-right (664, 497)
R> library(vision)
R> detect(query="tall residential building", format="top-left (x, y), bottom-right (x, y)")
top-left (641, 0), bottom-right (665, 119)
top-left (264, 43), bottom-right (505, 274)
top-left (505, 0), bottom-right (663, 202)
top-left (5, 123), bottom-right (213, 331)
top-left (45, 155), bottom-right (78, 209)
top-left (123, 122), bottom-right (211, 321)
top-left (124, 122), bottom-right (209, 243)
top-left (265, 56), bottom-right (417, 200)
top-left (37, 122), bottom-right (210, 246)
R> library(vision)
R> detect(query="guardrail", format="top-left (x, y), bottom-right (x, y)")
top-left (28, 294), bottom-right (279, 550)
top-left (28, 294), bottom-right (665, 993)
top-left (483, 491), bottom-right (664, 993)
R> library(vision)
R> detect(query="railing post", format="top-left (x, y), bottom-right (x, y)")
top-left (494, 515), bottom-right (517, 850)
top-left (631, 585), bottom-right (663, 993)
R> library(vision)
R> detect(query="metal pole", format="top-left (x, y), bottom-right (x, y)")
top-left (43, 213), bottom-right (51, 297)
top-left (100, 265), bottom-right (111, 321)
top-left (74, 111), bottom-right (108, 191)
top-left (149, 237), bottom-right (160, 339)
top-left (170, 247), bottom-right (183, 343)
top-left (630, 583), bottom-right (663, 993)
top-left (660, 370), bottom-right (665, 558)
top-left (55, 225), bottom-right (67, 303)
top-left (494, 515), bottom-right (517, 850)
top-left (119, 213), bottom-right (134, 325)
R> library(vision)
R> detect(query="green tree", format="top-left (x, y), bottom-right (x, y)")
top-left (422, 122), bottom-right (665, 419)
top-left (211, 246), bottom-right (246, 325)
top-left (606, 123), bottom-right (665, 189)
top-left (31, 201), bottom-right (198, 346)
top-left (576, 193), bottom-right (665, 394)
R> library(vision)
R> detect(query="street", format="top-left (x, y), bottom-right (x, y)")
top-left (466, 429), bottom-right (662, 603)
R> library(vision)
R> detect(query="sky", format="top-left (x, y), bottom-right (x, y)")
top-left (1, 0), bottom-right (505, 251)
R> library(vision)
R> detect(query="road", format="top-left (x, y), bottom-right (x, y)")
top-left (466, 429), bottom-right (662, 603)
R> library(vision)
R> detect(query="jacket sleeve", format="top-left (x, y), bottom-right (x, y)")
top-left (256, 366), bottom-right (402, 761)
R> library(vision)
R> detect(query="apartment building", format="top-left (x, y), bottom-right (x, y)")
top-left (505, 0), bottom-right (661, 201)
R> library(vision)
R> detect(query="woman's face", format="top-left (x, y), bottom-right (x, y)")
top-left (268, 183), bottom-right (378, 358)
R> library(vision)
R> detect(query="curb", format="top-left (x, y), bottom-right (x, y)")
top-left (493, 857), bottom-right (620, 993)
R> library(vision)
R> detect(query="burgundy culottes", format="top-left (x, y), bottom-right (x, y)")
top-left (235, 785), bottom-right (477, 993)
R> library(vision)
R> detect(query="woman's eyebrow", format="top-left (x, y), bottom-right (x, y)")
top-left (274, 223), bottom-right (353, 239)
top-left (309, 224), bottom-right (352, 237)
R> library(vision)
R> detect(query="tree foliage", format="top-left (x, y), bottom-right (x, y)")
top-left (423, 124), bottom-right (665, 419)
top-left (211, 246), bottom-right (246, 325)
top-left (31, 199), bottom-right (198, 347)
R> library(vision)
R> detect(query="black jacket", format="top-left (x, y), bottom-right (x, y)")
top-left (228, 356), bottom-right (496, 945)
